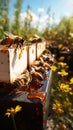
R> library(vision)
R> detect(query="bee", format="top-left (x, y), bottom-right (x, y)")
top-left (0, 31), bottom-right (25, 58)
top-left (30, 67), bottom-right (44, 81)
top-left (12, 70), bottom-right (32, 88)
top-left (0, 31), bottom-right (24, 48)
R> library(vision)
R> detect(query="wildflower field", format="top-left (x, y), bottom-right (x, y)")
top-left (48, 52), bottom-right (73, 130)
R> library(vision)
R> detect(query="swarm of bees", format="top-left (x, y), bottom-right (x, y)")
top-left (0, 32), bottom-right (54, 92)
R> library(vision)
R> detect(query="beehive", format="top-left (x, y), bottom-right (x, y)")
top-left (27, 43), bottom-right (36, 66)
top-left (0, 45), bottom-right (27, 83)
top-left (36, 41), bottom-right (46, 59)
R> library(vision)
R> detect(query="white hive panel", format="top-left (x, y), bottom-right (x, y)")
top-left (28, 43), bottom-right (36, 66)
top-left (0, 45), bottom-right (27, 83)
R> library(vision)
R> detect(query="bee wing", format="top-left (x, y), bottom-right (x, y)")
top-left (4, 31), bottom-right (16, 39)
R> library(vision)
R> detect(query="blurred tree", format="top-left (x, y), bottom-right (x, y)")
top-left (46, 6), bottom-right (51, 29)
top-left (11, 0), bottom-right (23, 35)
top-left (0, 0), bottom-right (9, 39)
top-left (47, 16), bottom-right (73, 42)
top-left (57, 17), bottom-right (70, 38)
top-left (41, 6), bottom-right (56, 40)
top-left (69, 16), bottom-right (73, 33)
top-left (22, 5), bottom-right (34, 40)
top-left (26, 5), bottom-right (32, 30)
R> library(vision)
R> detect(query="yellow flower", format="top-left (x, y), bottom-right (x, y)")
top-left (5, 112), bottom-right (11, 117)
top-left (58, 69), bottom-right (68, 77)
top-left (54, 31), bottom-right (57, 35)
top-left (15, 105), bottom-right (22, 113)
top-left (63, 101), bottom-right (72, 108)
top-left (5, 105), bottom-right (22, 117)
top-left (58, 44), bottom-right (63, 49)
top-left (69, 78), bottom-right (73, 84)
top-left (52, 101), bottom-right (64, 114)
top-left (67, 37), bottom-right (71, 40)
top-left (60, 123), bottom-right (67, 130)
top-left (58, 62), bottom-right (67, 68)
top-left (59, 83), bottom-right (72, 93)
top-left (70, 15), bottom-right (73, 19)
top-left (58, 108), bottom-right (64, 113)
top-left (1, 18), bottom-right (6, 23)
top-left (51, 65), bottom-right (57, 72)
top-left (58, 56), bottom-right (65, 61)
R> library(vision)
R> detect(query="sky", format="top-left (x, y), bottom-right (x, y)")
top-left (9, 0), bottom-right (73, 29)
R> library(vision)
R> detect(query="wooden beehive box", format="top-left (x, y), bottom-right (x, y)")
top-left (36, 41), bottom-right (46, 59)
top-left (0, 45), bottom-right (27, 83)
top-left (27, 43), bottom-right (36, 67)
top-left (41, 41), bottom-right (46, 53)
